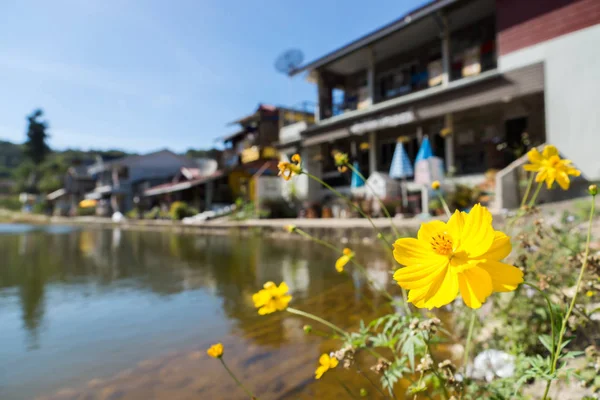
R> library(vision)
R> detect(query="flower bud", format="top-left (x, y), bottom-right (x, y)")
top-left (360, 388), bottom-right (368, 397)
top-left (589, 184), bottom-right (598, 196)
top-left (431, 180), bottom-right (441, 190)
top-left (303, 325), bottom-right (312, 334)
top-left (285, 225), bottom-right (297, 233)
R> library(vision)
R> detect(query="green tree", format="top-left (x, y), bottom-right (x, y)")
top-left (24, 109), bottom-right (51, 166)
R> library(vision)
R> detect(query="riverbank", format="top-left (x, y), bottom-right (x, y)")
top-left (0, 197), bottom-right (587, 241)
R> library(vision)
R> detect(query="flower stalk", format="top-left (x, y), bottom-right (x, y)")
top-left (287, 307), bottom-right (348, 337)
top-left (220, 358), bottom-right (258, 399)
top-left (542, 188), bottom-right (596, 399)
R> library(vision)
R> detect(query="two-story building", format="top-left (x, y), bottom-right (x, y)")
top-left (221, 104), bottom-right (315, 200)
top-left (290, 0), bottom-right (599, 208)
top-left (85, 149), bottom-right (197, 215)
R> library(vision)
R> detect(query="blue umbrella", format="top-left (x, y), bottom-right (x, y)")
top-left (350, 161), bottom-right (365, 189)
top-left (389, 141), bottom-right (413, 179)
top-left (415, 136), bottom-right (433, 163)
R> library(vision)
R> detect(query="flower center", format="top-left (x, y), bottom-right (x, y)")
top-left (548, 155), bottom-right (561, 167)
top-left (430, 233), bottom-right (453, 256)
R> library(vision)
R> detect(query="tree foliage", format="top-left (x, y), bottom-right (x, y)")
top-left (24, 109), bottom-right (51, 166)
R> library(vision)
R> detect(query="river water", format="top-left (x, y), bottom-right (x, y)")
top-left (0, 224), bottom-right (406, 399)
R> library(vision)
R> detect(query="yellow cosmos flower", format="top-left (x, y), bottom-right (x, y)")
top-left (315, 353), bottom-right (338, 379)
top-left (332, 151), bottom-right (349, 173)
top-left (207, 343), bottom-right (224, 358)
top-left (524, 145), bottom-right (581, 190)
top-left (335, 248), bottom-right (354, 272)
top-left (278, 154), bottom-right (302, 181)
top-left (586, 290), bottom-right (594, 298)
top-left (252, 281), bottom-right (292, 315)
top-left (393, 204), bottom-right (523, 309)
top-left (431, 180), bottom-right (441, 190)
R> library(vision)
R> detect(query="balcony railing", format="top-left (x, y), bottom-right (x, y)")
top-left (240, 146), bottom-right (279, 164)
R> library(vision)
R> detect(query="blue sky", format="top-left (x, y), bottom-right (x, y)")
top-left (0, 0), bottom-right (423, 153)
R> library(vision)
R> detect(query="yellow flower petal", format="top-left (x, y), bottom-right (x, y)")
top-left (459, 204), bottom-right (494, 257)
top-left (458, 266), bottom-right (493, 309)
top-left (479, 260), bottom-right (523, 292)
top-left (417, 220), bottom-right (448, 242)
top-left (422, 268), bottom-right (459, 309)
top-left (393, 238), bottom-right (439, 266)
top-left (319, 354), bottom-right (330, 366)
top-left (329, 357), bottom-right (339, 368)
top-left (315, 365), bottom-right (328, 379)
top-left (476, 231), bottom-right (511, 261)
top-left (446, 210), bottom-right (465, 246)
top-left (335, 255), bottom-right (350, 272)
top-left (393, 260), bottom-right (448, 290)
top-left (542, 145), bottom-right (558, 158)
top-left (527, 148), bottom-right (542, 164)
top-left (556, 171), bottom-right (570, 190)
top-left (523, 163), bottom-right (540, 172)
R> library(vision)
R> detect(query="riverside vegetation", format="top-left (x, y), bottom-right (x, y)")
top-left (207, 145), bottom-right (600, 399)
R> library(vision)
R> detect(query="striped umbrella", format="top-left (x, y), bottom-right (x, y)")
top-left (389, 141), bottom-right (413, 179)
top-left (389, 141), bottom-right (413, 208)
top-left (350, 161), bottom-right (365, 189)
top-left (415, 135), bottom-right (433, 163)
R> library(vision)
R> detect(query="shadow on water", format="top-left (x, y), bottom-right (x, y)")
top-left (0, 224), bottom-right (447, 399)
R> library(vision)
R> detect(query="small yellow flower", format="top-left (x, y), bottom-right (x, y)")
top-left (315, 353), bottom-right (338, 379)
top-left (431, 180), bottom-right (441, 190)
top-left (335, 248), bottom-right (354, 272)
top-left (207, 343), bottom-right (223, 358)
top-left (524, 145), bottom-right (581, 190)
top-left (278, 154), bottom-right (302, 181)
top-left (332, 151), bottom-right (349, 173)
top-left (252, 281), bottom-right (292, 315)
top-left (393, 204), bottom-right (523, 309)
top-left (586, 290), bottom-right (594, 297)
top-left (285, 224), bottom-right (297, 233)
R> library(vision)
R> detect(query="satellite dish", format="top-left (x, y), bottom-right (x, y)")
top-left (275, 49), bottom-right (304, 75)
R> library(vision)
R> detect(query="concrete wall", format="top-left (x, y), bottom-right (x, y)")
top-left (499, 24), bottom-right (600, 180)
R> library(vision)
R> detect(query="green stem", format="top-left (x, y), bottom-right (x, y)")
top-left (220, 358), bottom-right (257, 399)
top-left (524, 282), bottom-right (556, 361)
top-left (335, 376), bottom-right (361, 399)
top-left (304, 172), bottom-right (392, 247)
top-left (463, 310), bottom-right (477, 369)
top-left (542, 193), bottom-right (596, 400)
top-left (527, 181), bottom-right (544, 208)
top-left (356, 364), bottom-right (390, 399)
top-left (413, 371), bottom-right (424, 400)
top-left (435, 191), bottom-right (452, 218)
top-left (346, 162), bottom-right (401, 238)
top-left (294, 228), bottom-right (341, 253)
top-left (520, 172), bottom-right (535, 209)
top-left (425, 338), bottom-right (450, 400)
top-left (287, 307), bottom-right (348, 337)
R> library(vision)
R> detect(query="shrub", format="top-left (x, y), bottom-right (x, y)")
top-left (169, 201), bottom-right (197, 220)
top-left (260, 199), bottom-right (298, 219)
top-left (76, 206), bottom-right (96, 216)
top-left (0, 195), bottom-right (21, 211)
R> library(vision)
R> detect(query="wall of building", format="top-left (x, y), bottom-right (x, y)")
top-left (496, 0), bottom-right (600, 55)
top-left (499, 24), bottom-right (600, 179)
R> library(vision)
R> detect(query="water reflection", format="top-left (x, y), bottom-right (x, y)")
top-left (0, 225), bottom-right (399, 399)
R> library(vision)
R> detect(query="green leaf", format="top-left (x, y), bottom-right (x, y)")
top-left (538, 334), bottom-right (553, 353)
